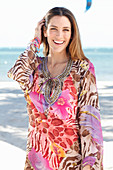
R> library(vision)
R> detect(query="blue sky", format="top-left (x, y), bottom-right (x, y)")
top-left (0, 0), bottom-right (113, 48)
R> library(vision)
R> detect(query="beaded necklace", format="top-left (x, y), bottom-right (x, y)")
top-left (41, 57), bottom-right (73, 105)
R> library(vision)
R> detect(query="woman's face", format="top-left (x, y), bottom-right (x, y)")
top-left (44, 16), bottom-right (71, 54)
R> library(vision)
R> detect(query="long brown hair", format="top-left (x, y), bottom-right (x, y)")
top-left (42, 7), bottom-right (88, 61)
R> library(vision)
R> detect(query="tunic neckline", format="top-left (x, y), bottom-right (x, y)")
top-left (45, 56), bottom-right (72, 79)
top-left (41, 57), bottom-right (73, 105)
top-left (43, 56), bottom-right (73, 80)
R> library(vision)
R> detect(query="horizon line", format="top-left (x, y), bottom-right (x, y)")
top-left (0, 46), bottom-right (113, 49)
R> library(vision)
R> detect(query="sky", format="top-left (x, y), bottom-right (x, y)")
top-left (0, 0), bottom-right (113, 48)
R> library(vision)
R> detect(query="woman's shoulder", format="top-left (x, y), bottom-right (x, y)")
top-left (72, 58), bottom-right (95, 77)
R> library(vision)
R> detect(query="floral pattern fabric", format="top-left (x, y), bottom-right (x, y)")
top-left (8, 40), bottom-right (103, 170)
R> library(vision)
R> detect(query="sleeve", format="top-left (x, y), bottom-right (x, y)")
top-left (77, 62), bottom-right (103, 169)
top-left (7, 37), bottom-right (41, 94)
top-left (24, 125), bottom-right (34, 170)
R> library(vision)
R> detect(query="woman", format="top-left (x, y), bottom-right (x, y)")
top-left (8, 7), bottom-right (103, 170)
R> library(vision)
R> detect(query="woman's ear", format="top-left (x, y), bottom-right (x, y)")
top-left (43, 26), bottom-right (47, 37)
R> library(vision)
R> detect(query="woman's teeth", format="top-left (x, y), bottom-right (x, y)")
top-left (54, 40), bottom-right (64, 44)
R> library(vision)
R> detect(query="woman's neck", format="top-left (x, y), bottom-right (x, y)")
top-left (46, 50), bottom-right (70, 78)
top-left (47, 50), bottom-right (69, 68)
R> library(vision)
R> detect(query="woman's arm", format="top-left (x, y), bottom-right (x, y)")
top-left (7, 37), bottom-right (41, 93)
top-left (7, 19), bottom-right (45, 93)
top-left (78, 61), bottom-right (103, 169)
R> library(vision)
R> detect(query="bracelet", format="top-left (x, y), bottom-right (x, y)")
top-left (34, 37), bottom-right (41, 44)
top-left (31, 37), bottom-right (41, 53)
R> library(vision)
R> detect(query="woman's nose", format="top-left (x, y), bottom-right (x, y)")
top-left (56, 30), bottom-right (63, 37)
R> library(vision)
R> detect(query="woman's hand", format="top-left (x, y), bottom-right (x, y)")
top-left (34, 18), bottom-right (45, 43)
top-left (83, 165), bottom-right (91, 170)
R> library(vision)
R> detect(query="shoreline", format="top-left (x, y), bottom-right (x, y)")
top-left (0, 81), bottom-right (113, 169)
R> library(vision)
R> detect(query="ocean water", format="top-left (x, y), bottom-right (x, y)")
top-left (0, 47), bottom-right (113, 82)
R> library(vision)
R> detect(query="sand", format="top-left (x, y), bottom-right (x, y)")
top-left (0, 140), bottom-right (26, 170)
top-left (0, 81), bottom-right (113, 170)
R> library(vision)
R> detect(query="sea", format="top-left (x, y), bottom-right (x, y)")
top-left (0, 47), bottom-right (113, 82)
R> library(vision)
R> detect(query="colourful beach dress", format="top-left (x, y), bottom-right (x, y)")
top-left (8, 39), bottom-right (103, 170)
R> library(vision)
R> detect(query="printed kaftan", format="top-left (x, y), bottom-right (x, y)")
top-left (8, 40), bottom-right (103, 170)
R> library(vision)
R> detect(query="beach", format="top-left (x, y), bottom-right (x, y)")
top-left (0, 81), bottom-right (113, 169)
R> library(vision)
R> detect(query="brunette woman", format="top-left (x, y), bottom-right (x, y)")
top-left (8, 7), bottom-right (103, 170)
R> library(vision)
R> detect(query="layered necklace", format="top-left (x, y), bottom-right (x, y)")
top-left (41, 57), bottom-right (73, 105)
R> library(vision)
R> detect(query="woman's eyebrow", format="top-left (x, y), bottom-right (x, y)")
top-left (50, 25), bottom-right (58, 28)
top-left (63, 27), bottom-right (71, 29)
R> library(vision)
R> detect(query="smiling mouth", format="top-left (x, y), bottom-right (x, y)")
top-left (53, 40), bottom-right (64, 45)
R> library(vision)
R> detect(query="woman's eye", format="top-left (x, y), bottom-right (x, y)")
top-left (51, 28), bottom-right (57, 30)
top-left (63, 29), bottom-right (69, 31)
